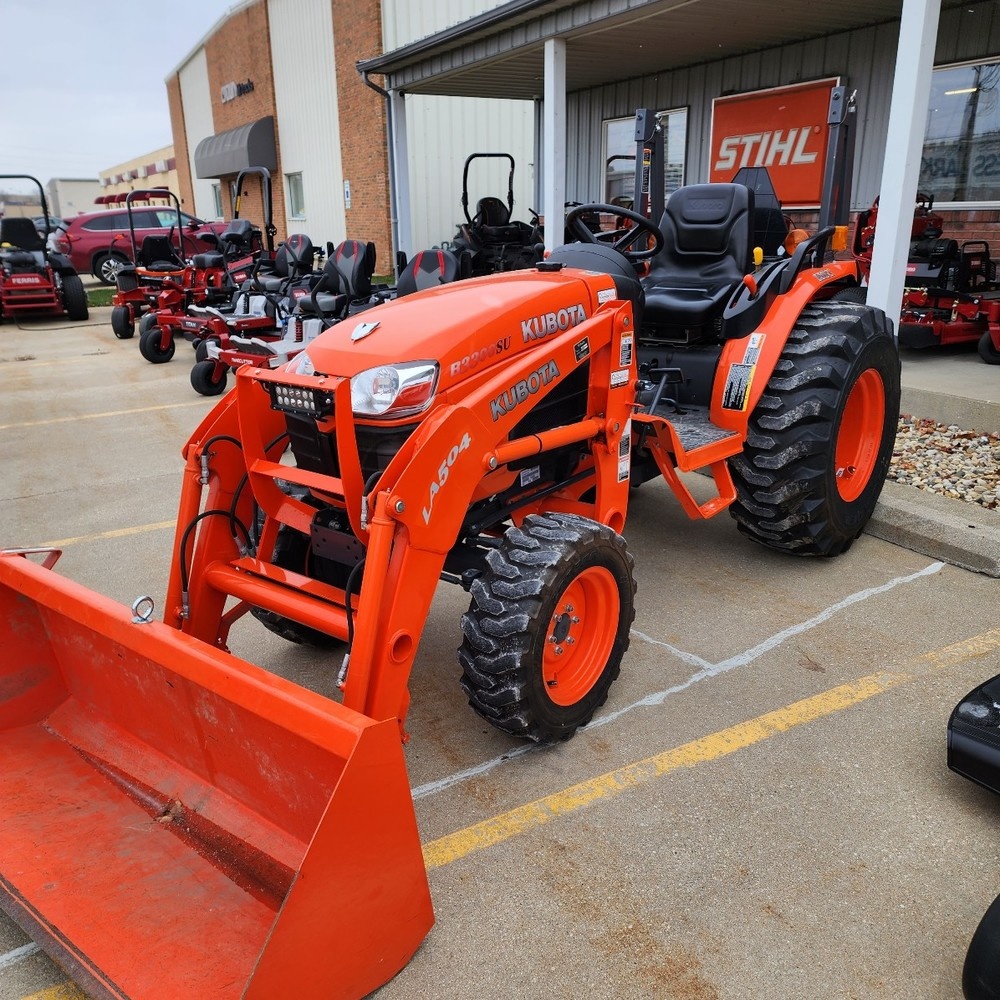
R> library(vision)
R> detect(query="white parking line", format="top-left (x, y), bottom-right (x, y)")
top-left (0, 942), bottom-right (39, 971)
top-left (410, 561), bottom-right (946, 800)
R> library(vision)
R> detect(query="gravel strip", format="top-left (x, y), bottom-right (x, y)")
top-left (888, 415), bottom-right (1000, 510)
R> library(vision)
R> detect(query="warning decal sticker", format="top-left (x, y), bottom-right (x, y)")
top-left (722, 363), bottom-right (754, 410)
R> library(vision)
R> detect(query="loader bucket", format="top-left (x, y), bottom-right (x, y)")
top-left (0, 551), bottom-right (432, 1000)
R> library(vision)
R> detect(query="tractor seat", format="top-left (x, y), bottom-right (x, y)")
top-left (396, 248), bottom-right (464, 296)
top-left (641, 183), bottom-right (754, 334)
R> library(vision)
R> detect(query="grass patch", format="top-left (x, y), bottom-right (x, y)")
top-left (87, 286), bottom-right (114, 307)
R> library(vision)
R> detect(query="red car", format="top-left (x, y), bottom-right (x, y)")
top-left (52, 206), bottom-right (227, 284)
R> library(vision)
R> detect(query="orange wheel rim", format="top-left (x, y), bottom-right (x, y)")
top-left (542, 565), bottom-right (619, 706)
top-left (835, 368), bottom-right (886, 502)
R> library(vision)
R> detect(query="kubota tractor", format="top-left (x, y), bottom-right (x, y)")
top-left (0, 90), bottom-right (899, 998)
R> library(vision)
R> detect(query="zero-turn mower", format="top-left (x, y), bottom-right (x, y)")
top-left (0, 174), bottom-right (88, 323)
top-left (0, 89), bottom-right (899, 999)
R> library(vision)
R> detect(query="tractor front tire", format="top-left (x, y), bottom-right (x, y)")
top-left (979, 331), bottom-right (1000, 365)
top-left (190, 358), bottom-right (228, 396)
top-left (139, 326), bottom-right (175, 363)
top-left (727, 300), bottom-right (900, 556)
top-left (62, 273), bottom-right (89, 321)
top-left (250, 526), bottom-right (343, 648)
top-left (459, 513), bottom-right (635, 743)
top-left (111, 305), bottom-right (134, 339)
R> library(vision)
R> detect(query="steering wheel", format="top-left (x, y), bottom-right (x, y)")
top-left (564, 203), bottom-right (664, 262)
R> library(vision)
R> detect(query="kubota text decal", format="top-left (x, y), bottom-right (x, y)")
top-left (491, 360), bottom-right (560, 421)
top-left (521, 304), bottom-right (586, 342)
top-left (709, 78), bottom-right (838, 207)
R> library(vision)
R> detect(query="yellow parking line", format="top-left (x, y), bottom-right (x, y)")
top-left (0, 401), bottom-right (208, 432)
top-left (24, 985), bottom-right (89, 1000)
top-left (422, 629), bottom-right (1000, 870)
top-left (42, 521), bottom-right (176, 548)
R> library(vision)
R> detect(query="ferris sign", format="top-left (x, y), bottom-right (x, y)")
top-left (709, 78), bottom-right (838, 207)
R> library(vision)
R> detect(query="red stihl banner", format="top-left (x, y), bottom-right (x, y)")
top-left (709, 78), bottom-right (839, 207)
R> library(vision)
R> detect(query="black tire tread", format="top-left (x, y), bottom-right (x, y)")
top-left (62, 273), bottom-right (89, 321)
top-left (727, 300), bottom-right (900, 556)
top-left (459, 512), bottom-right (635, 743)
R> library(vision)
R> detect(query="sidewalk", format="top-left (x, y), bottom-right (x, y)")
top-left (868, 345), bottom-right (1000, 576)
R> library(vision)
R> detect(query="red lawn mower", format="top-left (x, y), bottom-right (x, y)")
top-left (0, 175), bottom-right (88, 323)
top-left (137, 168), bottom-right (277, 361)
top-left (189, 237), bottom-right (378, 396)
top-left (854, 192), bottom-right (1000, 363)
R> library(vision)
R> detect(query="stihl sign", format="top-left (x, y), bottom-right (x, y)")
top-left (709, 78), bottom-right (838, 207)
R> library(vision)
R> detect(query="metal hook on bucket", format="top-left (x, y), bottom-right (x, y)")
top-left (131, 595), bottom-right (155, 624)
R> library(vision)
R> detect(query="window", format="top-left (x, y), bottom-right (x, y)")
top-left (212, 183), bottom-right (223, 219)
top-left (602, 109), bottom-right (688, 209)
top-left (81, 214), bottom-right (117, 231)
top-left (286, 172), bottom-right (305, 219)
top-left (921, 60), bottom-right (1000, 204)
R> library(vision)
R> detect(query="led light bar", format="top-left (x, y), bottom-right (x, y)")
top-left (268, 381), bottom-right (334, 417)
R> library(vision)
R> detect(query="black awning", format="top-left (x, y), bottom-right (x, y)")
top-left (194, 116), bottom-right (276, 179)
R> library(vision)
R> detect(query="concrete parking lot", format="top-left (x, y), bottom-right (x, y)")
top-left (1, 307), bottom-right (998, 999)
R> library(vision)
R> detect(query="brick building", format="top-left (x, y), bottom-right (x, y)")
top-left (167, 0), bottom-right (391, 271)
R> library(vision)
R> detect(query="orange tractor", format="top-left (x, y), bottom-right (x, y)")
top-left (0, 91), bottom-right (899, 997)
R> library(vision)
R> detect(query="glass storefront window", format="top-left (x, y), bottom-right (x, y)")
top-left (602, 109), bottom-right (687, 209)
top-left (921, 60), bottom-right (1000, 203)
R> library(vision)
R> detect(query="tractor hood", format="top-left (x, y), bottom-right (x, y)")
top-left (292, 266), bottom-right (623, 393)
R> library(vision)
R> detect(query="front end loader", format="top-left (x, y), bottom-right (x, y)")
top-left (0, 89), bottom-right (898, 997)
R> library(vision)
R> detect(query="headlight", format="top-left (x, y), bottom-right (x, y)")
top-left (268, 382), bottom-right (334, 417)
top-left (351, 361), bottom-right (438, 419)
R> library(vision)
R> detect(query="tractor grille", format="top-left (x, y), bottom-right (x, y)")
top-left (284, 412), bottom-right (418, 484)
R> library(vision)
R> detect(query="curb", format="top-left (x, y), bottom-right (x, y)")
top-left (901, 386), bottom-right (1000, 436)
top-left (866, 480), bottom-right (1000, 578)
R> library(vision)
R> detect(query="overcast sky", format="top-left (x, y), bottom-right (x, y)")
top-left (1, 0), bottom-right (236, 196)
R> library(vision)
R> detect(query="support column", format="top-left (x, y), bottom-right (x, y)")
top-left (389, 89), bottom-right (411, 273)
top-left (543, 38), bottom-right (567, 253)
top-left (866, 0), bottom-right (941, 332)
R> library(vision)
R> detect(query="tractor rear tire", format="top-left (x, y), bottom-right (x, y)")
top-left (459, 512), bottom-right (635, 743)
top-left (190, 359), bottom-right (228, 395)
top-left (979, 331), bottom-right (1000, 365)
top-left (727, 300), bottom-right (900, 556)
top-left (139, 326), bottom-right (175, 363)
top-left (964, 891), bottom-right (1000, 999)
top-left (62, 273), bottom-right (89, 321)
top-left (111, 305), bottom-right (134, 339)
top-left (250, 526), bottom-right (343, 648)
top-left (830, 285), bottom-right (867, 304)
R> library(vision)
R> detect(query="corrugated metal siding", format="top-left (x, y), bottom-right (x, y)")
top-left (268, 0), bottom-right (346, 243)
top-left (178, 51), bottom-right (218, 220)
top-left (403, 95), bottom-right (535, 249)
top-left (566, 4), bottom-right (1000, 211)
top-left (383, 0), bottom-right (535, 252)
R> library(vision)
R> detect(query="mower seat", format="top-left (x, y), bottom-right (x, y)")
top-left (297, 240), bottom-right (376, 318)
top-left (220, 219), bottom-right (259, 257)
top-left (641, 183), bottom-right (754, 337)
top-left (0, 218), bottom-right (47, 269)
top-left (139, 235), bottom-right (184, 272)
top-left (396, 248), bottom-right (464, 296)
top-left (192, 252), bottom-right (225, 269)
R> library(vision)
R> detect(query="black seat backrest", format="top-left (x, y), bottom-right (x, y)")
top-left (396, 249), bottom-right (462, 296)
top-left (475, 197), bottom-right (510, 227)
top-left (648, 183), bottom-right (754, 287)
top-left (139, 235), bottom-right (183, 269)
top-left (220, 218), bottom-right (258, 254)
top-left (283, 233), bottom-right (315, 277)
top-left (329, 239), bottom-right (376, 298)
top-left (1, 217), bottom-right (44, 252)
top-left (732, 166), bottom-right (787, 257)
